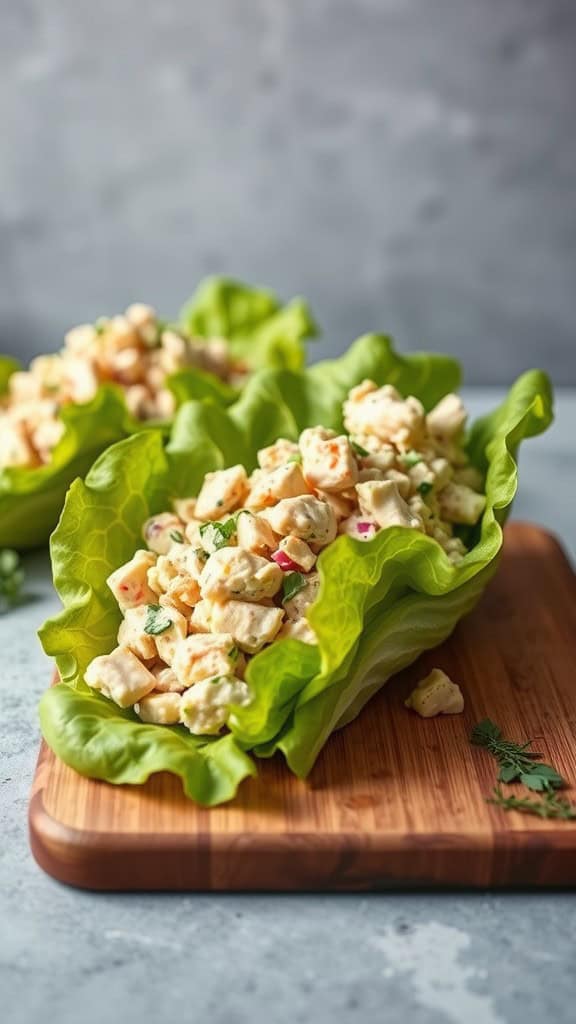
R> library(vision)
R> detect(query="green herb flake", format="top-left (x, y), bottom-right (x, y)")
top-left (282, 571), bottom-right (307, 604)
top-left (0, 549), bottom-right (24, 609)
top-left (94, 317), bottom-right (108, 336)
top-left (351, 441), bottom-right (369, 457)
top-left (228, 645), bottom-right (239, 661)
top-left (488, 787), bottom-right (576, 821)
top-left (287, 452), bottom-right (303, 464)
top-left (401, 451), bottom-right (423, 468)
top-left (170, 530), bottom-right (184, 544)
top-left (418, 481), bottom-right (433, 496)
top-left (199, 518), bottom-right (237, 552)
top-left (144, 604), bottom-right (173, 636)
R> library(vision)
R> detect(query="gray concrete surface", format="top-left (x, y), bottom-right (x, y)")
top-left (1, 389), bottom-right (575, 1024)
top-left (1, 0), bottom-right (576, 382)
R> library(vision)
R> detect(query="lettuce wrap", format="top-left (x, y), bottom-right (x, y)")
top-left (38, 335), bottom-right (553, 805)
top-left (0, 278), bottom-right (316, 550)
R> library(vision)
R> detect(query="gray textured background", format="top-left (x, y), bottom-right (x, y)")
top-left (1, 0), bottom-right (575, 383)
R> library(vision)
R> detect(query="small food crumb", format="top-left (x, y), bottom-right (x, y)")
top-left (404, 668), bottom-right (464, 718)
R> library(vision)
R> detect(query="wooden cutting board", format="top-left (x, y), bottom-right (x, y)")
top-left (29, 522), bottom-right (576, 890)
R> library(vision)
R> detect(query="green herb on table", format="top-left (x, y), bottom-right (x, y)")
top-left (489, 787), bottom-right (576, 821)
top-left (0, 549), bottom-right (24, 609)
top-left (471, 719), bottom-right (565, 792)
top-left (144, 604), bottom-right (173, 636)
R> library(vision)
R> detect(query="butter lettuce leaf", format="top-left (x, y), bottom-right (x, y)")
top-left (38, 336), bottom-right (553, 803)
top-left (181, 276), bottom-right (318, 372)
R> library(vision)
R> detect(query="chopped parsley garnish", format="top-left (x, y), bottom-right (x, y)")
top-left (94, 317), bottom-right (108, 336)
top-left (144, 604), bottom-right (173, 635)
top-left (282, 571), bottom-right (307, 604)
top-left (351, 441), bottom-right (369, 457)
top-left (287, 452), bottom-right (303, 464)
top-left (199, 517), bottom-right (237, 552)
top-left (418, 481), bottom-right (433, 496)
top-left (228, 645), bottom-right (239, 661)
top-left (170, 529), bottom-right (184, 544)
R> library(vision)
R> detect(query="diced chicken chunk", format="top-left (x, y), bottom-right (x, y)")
top-left (154, 607), bottom-right (189, 666)
top-left (199, 547), bottom-right (282, 603)
top-left (262, 495), bottom-right (337, 548)
top-left (136, 691), bottom-right (182, 725)
top-left (172, 497), bottom-right (198, 523)
top-left (300, 429), bottom-right (358, 493)
top-left (344, 381), bottom-right (425, 450)
top-left (180, 676), bottom-right (251, 735)
top-left (0, 418), bottom-right (38, 468)
top-left (426, 394), bottom-right (467, 441)
top-left (85, 646), bottom-right (156, 707)
top-left (438, 482), bottom-right (486, 525)
top-left (117, 605), bottom-right (158, 661)
top-left (142, 513), bottom-right (185, 555)
top-left (257, 438), bottom-right (300, 470)
top-left (356, 481), bottom-right (423, 531)
top-left (209, 600), bottom-right (284, 654)
top-left (190, 599), bottom-right (213, 634)
top-left (172, 633), bottom-right (239, 687)
top-left (236, 511), bottom-right (277, 555)
top-left (278, 618), bottom-right (318, 645)
top-left (247, 462), bottom-right (310, 509)
top-left (151, 664), bottom-right (186, 693)
top-left (107, 550), bottom-right (157, 611)
top-left (194, 465), bottom-right (248, 520)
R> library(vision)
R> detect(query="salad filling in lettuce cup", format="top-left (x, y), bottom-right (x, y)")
top-left (38, 335), bottom-right (553, 806)
top-left (0, 278), bottom-right (316, 549)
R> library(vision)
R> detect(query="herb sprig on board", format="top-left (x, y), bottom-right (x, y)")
top-left (471, 719), bottom-right (576, 820)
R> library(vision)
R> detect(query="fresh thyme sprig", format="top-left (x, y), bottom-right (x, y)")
top-left (489, 787), bottom-right (576, 821)
top-left (471, 719), bottom-right (564, 793)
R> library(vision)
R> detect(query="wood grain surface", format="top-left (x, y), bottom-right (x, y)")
top-left (29, 523), bottom-right (576, 890)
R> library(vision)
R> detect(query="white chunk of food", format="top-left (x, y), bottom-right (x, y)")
top-left (136, 691), bottom-right (182, 725)
top-left (438, 482), bottom-right (486, 525)
top-left (180, 676), bottom-right (251, 735)
top-left (209, 600), bottom-right (284, 654)
top-left (194, 465), bottom-right (248, 520)
top-left (300, 428), bottom-right (358, 493)
top-left (278, 618), bottom-right (317, 645)
top-left (262, 495), bottom-right (337, 548)
top-left (236, 511), bottom-right (277, 555)
top-left (107, 550), bottom-right (157, 611)
top-left (117, 605), bottom-right (158, 661)
top-left (0, 418), bottom-right (37, 468)
top-left (172, 497), bottom-right (198, 522)
top-left (154, 607), bottom-right (189, 666)
top-left (276, 535), bottom-right (317, 572)
top-left (426, 394), bottom-right (467, 441)
top-left (247, 462), bottom-right (310, 509)
top-left (85, 646), bottom-right (156, 707)
top-left (199, 547), bottom-right (282, 603)
top-left (257, 438), bottom-right (300, 470)
top-left (172, 633), bottom-right (239, 687)
top-left (404, 668), bottom-right (464, 718)
top-left (338, 514), bottom-right (379, 542)
top-left (151, 664), bottom-right (186, 693)
top-left (356, 481), bottom-right (423, 531)
top-left (142, 513), bottom-right (185, 555)
top-left (344, 381), bottom-right (425, 450)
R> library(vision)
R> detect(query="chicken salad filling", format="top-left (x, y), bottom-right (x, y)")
top-left (85, 380), bottom-right (486, 735)
top-left (0, 303), bottom-right (245, 470)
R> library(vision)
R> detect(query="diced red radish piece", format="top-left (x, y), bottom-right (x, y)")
top-left (272, 550), bottom-right (302, 572)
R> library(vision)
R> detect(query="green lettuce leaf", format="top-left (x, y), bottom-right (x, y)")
top-left (38, 336), bottom-right (553, 803)
top-left (180, 276), bottom-right (318, 371)
top-left (0, 278), bottom-right (317, 549)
